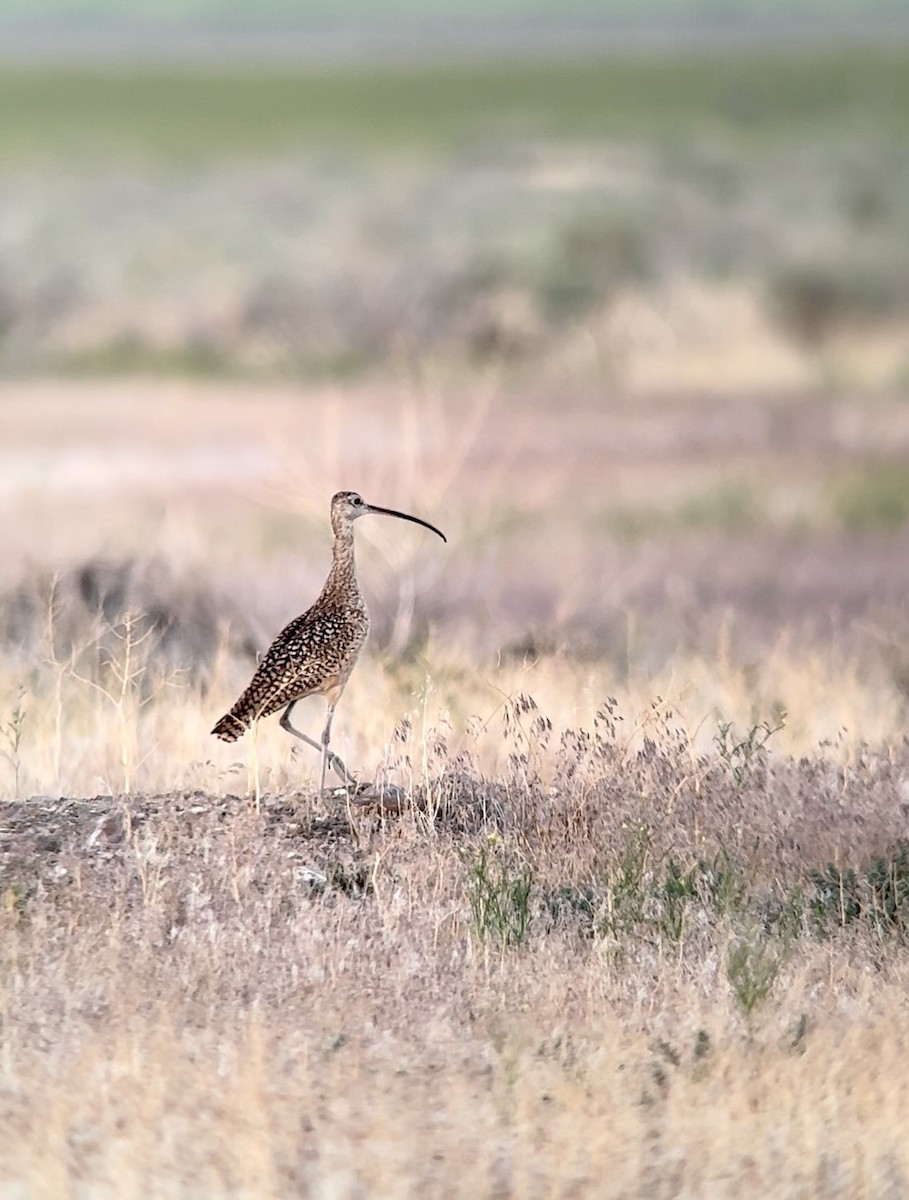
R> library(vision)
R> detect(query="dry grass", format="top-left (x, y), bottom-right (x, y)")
top-left (4, 721), bottom-right (909, 1197)
top-left (4, 380), bottom-right (909, 1195)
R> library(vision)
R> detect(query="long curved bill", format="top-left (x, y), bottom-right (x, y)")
top-left (367, 503), bottom-right (447, 543)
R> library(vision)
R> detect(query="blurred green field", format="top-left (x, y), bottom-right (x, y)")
top-left (1, 46), bottom-right (908, 162)
top-left (1, 43), bottom-right (908, 383)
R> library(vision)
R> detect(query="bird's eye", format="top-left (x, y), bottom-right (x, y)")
top-left (351, 495), bottom-right (363, 506)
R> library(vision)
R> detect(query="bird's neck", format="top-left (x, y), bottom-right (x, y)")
top-left (322, 526), bottom-right (361, 601)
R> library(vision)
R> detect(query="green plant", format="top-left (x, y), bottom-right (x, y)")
top-left (726, 933), bottom-right (783, 1021)
top-left (808, 863), bottom-right (861, 932)
top-left (547, 841), bottom-right (750, 947)
top-left (789, 1013), bottom-right (809, 1054)
top-left (693, 1028), bottom-right (711, 1062)
top-left (677, 481), bottom-right (762, 534)
top-left (651, 851), bottom-right (747, 943)
top-left (327, 860), bottom-right (374, 900)
top-left (696, 849), bottom-right (748, 917)
top-left (658, 857), bottom-right (698, 943)
top-left (598, 481), bottom-right (764, 545)
top-left (807, 844), bottom-right (909, 936)
top-left (603, 823), bottom-right (651, 937)
top-left (865, 844), bottom-right (909, 931)
top-left (759, 885), bottom-right (807, 940)
top-left (464, 836), bottom-right (533, 948)
top-left (714, 711), bottom-right (786, 791)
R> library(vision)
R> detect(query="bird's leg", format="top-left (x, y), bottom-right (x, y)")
top-left (280, 701), bottom-right (356, 790)
top-left (318, 704), bottom-right (333, 796)
top-left (319, 702), bottom-right (357, 794)
top-left (279, 701), bottom-right (322, 754)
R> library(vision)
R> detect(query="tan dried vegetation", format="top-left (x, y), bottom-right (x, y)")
top-left (3, 380), bottom-right (909, 1197)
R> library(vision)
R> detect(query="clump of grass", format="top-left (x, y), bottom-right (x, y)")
top-left (807, 843), bottom-right (909, 937)
top-left (714, 710), bottom-right (787, 792)
top-left (543, 882), bottom-right (598, 936)
top-left (547, 834), bottom-right (909, 957)
top-left (547, 840), bottom-right (749, 949)
top-left (726, 932), bottom-right (784, 1022)
top-left (67, 609), bottom-right (204, 794)
top-left (463, 835), bottom-right (533, 948)
top-left (658, 850), bottom-right (747, 942)
top-left (0, 686), bottom-right (27, 799)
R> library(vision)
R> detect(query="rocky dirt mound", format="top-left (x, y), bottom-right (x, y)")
top-left (0, 775), bottom-right (500, 914)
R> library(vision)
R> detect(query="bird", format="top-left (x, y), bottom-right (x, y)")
top-left (211, 490), bottom-right (446, 795)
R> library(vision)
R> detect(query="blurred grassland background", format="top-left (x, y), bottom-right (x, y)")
top-left (5, 4), bottom-right (909, 1196)
top-left (2, 47), bottom-right (909, 381)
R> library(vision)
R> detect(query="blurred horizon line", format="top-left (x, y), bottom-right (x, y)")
top-left (2, 9), bottom-right (909, 67)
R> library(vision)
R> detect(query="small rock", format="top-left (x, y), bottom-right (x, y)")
top-left (87, 812), bottom-right (127, 847)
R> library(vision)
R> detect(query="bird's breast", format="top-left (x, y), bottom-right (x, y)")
top-left (318, 606), bottom-right (367, 640)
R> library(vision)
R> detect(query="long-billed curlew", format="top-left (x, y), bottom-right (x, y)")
top-left (211, 490), bottom-right (446, 795)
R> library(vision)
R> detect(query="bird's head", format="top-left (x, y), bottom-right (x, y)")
top-left (330, 491), bottom-right (446, 542)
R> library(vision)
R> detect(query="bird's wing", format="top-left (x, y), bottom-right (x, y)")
top-left (231, 606), bottom-right (361, 723)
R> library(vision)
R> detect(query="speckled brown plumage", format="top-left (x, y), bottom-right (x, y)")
top-left (211, 490), bottom-right (445, 792)
top-left (212, 497), bottom-right (367, 740)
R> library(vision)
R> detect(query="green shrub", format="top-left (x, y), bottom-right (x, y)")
top-left (727, 934), bottom-right (783, 1021)
top-left (464, 837), bottom-right (534, 948)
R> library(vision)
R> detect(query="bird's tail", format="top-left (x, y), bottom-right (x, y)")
top-left (211, 707), bottom-right (250, 742)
